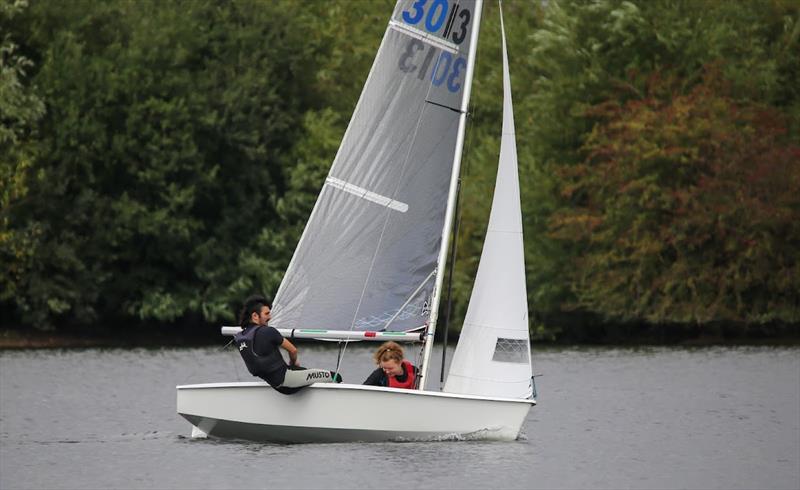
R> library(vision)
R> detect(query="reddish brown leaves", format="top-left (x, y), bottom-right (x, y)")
top-left (550, 66), bottom-right (800, 323)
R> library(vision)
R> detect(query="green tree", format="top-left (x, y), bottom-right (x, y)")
top-left (552, 68), bottom-right (800, 325)
top-left (522, 0), bottom-right (799, 335)
top-left (1, 0), bottom-right (46, 318)
top-left (3, 0), bottom-right (797, 340)
top-left (2, 1), bottom-right (324, 328)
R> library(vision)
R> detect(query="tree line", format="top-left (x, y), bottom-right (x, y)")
top-left (2, 0), bottom-right (798, 342)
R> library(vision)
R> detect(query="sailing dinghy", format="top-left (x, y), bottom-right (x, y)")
top-left (177, 0), bottom-right (536, 443)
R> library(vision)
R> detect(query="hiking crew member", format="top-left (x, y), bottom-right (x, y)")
top-left (234, 295), bottom-right (341, 395)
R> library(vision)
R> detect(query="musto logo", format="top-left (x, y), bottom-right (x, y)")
top-left (306, 371), bottom-right (332, 381)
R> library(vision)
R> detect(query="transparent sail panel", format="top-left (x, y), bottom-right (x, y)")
top-left (272, 0), bottom-right (479, 332)
top-left (492, 338), bottom-right (531, 364)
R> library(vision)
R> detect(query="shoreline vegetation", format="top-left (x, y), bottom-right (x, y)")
top-left (3, 2), bottom-right (798, 341)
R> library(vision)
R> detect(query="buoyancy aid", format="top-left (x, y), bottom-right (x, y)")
top-left (387, 360), bottom-right (417, 389)
top-left (233, 325), bottom-right (287, 385)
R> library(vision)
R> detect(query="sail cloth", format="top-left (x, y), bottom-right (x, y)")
top-left (443, 6), bottom-right (533, 399)
top-left (272, 0), bottom-right (480, 333)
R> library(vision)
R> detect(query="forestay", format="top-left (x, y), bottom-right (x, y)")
top-left (443, 8), bottom-right (533, 399)
top-left (272, 0), bottom-right (480, 333)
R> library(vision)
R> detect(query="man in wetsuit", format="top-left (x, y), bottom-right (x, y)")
top-left (234, 295), bottom-right (341, 394)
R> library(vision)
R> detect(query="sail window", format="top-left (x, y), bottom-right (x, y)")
top-left (492, 338), bottom-right (530, 364)
top-left (325, 177), bottom-right (408, 213)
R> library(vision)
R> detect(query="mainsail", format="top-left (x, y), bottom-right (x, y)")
top-left (443, 6), bottom-right (533, 399)
top-left (272, 0), bottom-right (481, 334)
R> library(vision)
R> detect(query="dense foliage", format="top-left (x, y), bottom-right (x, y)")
top-left (515, 0), bottom-right (800, 338)
top-left (553, 69), bottom-right (800, 324)
top-left (1, 0), bottom-right (797, 341)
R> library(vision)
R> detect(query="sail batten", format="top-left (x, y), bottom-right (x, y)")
top-left (325, 177), bottom-right (410, 213)
top-left (389, 20), bottom-right (460, 53)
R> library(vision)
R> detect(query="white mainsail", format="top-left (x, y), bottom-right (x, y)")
top-left (272, 0), bottom-right (481, 335)
top-left (444, 6), bottom-right (533, 399)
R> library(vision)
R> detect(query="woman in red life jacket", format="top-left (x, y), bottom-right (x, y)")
top-left (362, 341), bottom-right (418, 389)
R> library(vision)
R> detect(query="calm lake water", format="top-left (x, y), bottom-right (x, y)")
top-left (1, 344), bottom-right (798, 489)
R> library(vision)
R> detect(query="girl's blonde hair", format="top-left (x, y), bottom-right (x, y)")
top-left (373, 341), bottom-right (404, 364)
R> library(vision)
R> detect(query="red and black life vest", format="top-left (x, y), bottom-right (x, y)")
top-left (388, 360), bottom-right (417, 389)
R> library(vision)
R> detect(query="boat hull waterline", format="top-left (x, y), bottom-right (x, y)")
top-left (177, 382), bottom-right (534, 443)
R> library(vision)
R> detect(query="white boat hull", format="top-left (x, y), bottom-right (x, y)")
top-left (177, 382), bottom-right (534, 443)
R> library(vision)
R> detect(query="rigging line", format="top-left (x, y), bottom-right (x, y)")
top-left (440, 178), bottom-right (461, 386)
top-left (438, 123), bottom-right (472, 385)
top-left (425, 99), bottom-right (464, 113)
top-left (220, 337), bottom-right (244, 382)
top-left (231, 345), bottom-right (243, 382)
top-left (335, 341), bottom-right (345, 374)
top-left (439, 56), bottom-right (479, 386)
top-left (335, 49), bottom-right (456, 374)
top-left (383, 269), bottom-right (436, 331)
top-left (443, 0), bottom-right (461, 38)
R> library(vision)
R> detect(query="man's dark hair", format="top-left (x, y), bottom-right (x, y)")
top-left (238, 294), bottom-right (273, 327)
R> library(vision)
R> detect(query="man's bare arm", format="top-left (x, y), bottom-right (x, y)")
top-left (281, 338), bottom-right (299, 366)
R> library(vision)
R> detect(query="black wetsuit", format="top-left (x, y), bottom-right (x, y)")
top-left (234, 324), bottom-right (299, 393)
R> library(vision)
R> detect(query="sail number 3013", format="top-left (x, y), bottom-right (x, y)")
top-left (401, 0), bottom-right (471, 44)
top-left (399, 0), bottom-right (472, 93)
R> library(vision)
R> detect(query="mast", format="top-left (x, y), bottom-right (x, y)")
top-left (419, 0), bottom-right (484, 391)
